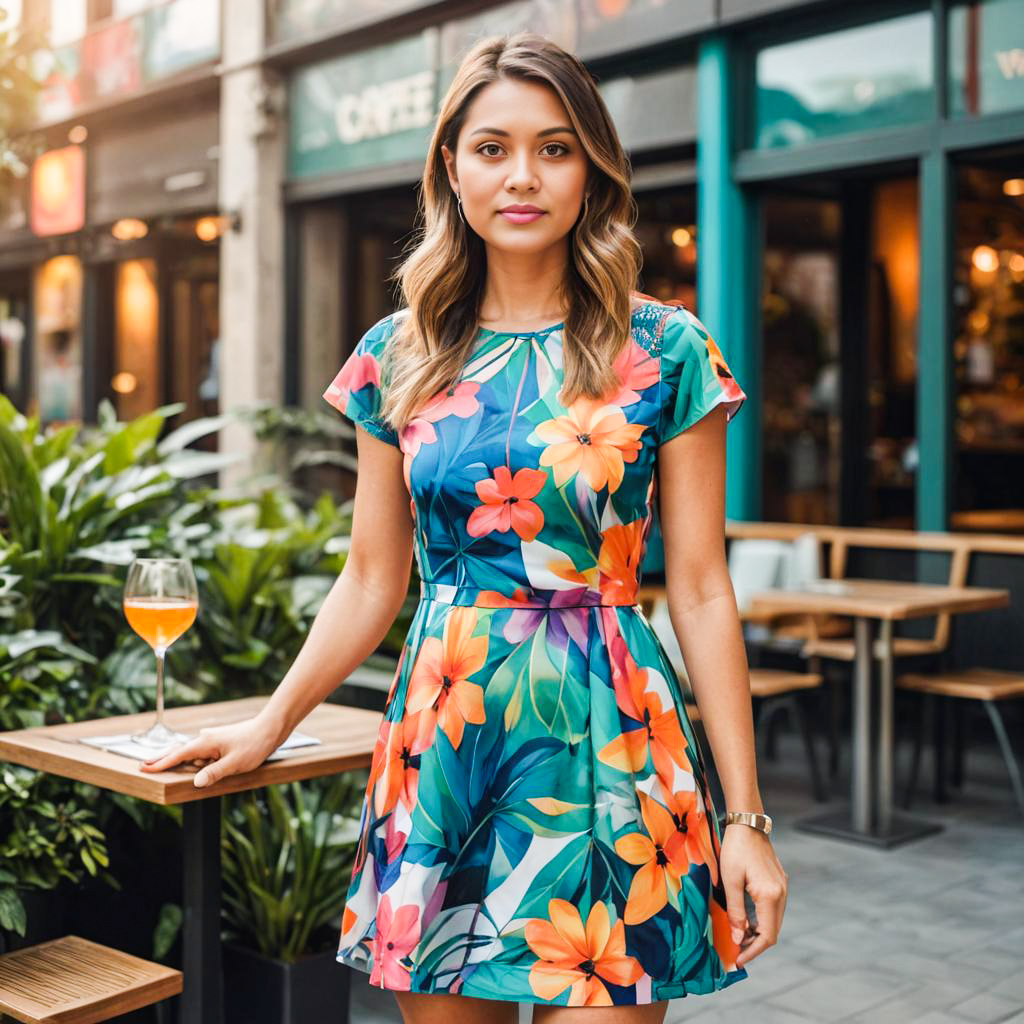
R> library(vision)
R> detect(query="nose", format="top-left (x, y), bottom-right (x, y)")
top-left (504, 150), bottom-right (540, 193)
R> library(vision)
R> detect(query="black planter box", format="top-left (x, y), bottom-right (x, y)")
top-left (223, 942), bottom-right (351, 1024)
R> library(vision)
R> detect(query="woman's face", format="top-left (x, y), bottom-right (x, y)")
top-left (441, 77), bottom-right (591, 257)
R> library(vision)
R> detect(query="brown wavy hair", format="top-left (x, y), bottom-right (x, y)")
top-left (377, 31), bottom-right (643, 434)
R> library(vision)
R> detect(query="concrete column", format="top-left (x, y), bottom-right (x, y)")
top-left (218, 0), bottom-right (286, 484)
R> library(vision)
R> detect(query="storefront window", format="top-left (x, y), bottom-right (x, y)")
top-left (761, 196), bottom-right (840, 524)
top-left (951, 156), bottom-right (1024, 531)
top-left (633, 186), bottom-right (698, 309)
top-left (753, 11), bottom-right (934, 150)
top-left (949, 0), bottom-right (1024, 117)
top-left (34, 255), bottom-right (84, 424)
top-left (112, 259), bottom-right (159, 422)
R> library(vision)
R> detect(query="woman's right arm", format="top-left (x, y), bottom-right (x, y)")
top-left (138, 427), bottom-right (413, 786)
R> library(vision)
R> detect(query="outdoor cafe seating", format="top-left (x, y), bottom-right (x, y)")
top-left (714, 522), bottom-right (1024, 819)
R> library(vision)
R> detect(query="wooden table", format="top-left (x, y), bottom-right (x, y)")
top-left (0, 696), bottom-right (382, 1024)
top-left (748, 578), bottom-right (1009, 847)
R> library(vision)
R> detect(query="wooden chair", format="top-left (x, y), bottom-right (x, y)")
top-left (897, 668), bottom-right (1024, 817)
top-left (0, 934), bottom-right (182, 1024)
top-left (638, 590), bottom-right (827, 801)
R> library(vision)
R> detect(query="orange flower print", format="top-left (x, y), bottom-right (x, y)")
top-left (467, 465), bottom-right (547, 541)
top-left (704, 334), bottom-right (745, 406)
top-left (662, 786), bottom-right (717, 886)
top-left (369, 892), bottom-right (420, 990)
top-left (406, 607), bottom-right (487, 750)
top-left (597, 623), bottom-right (689, 782)
top-left (597, 519), bottom-right (646, 605)
top-left (710, 898), bottom-right (742, 971)
top-left (614, 790), bottom-right (695, 925)
top-left (373, 711), bottom-right (430, 818)
top-left (536, 398), bottom-right (646, 494)
top-left (525, 898), bottom-right (644, 1005)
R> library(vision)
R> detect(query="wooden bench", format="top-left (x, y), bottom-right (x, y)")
top-left (0, 934), bottom-right (181, 1024)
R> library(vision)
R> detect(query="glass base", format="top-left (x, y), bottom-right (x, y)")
top-left (131, 720), bottom-right (194, 749)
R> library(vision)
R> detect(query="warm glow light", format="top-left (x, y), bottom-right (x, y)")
top-left (1004, 178), bottom-right (1024, 197)
top-left (112, 218), bottom-right (148, 241)
top-left (68, 124), bottom-right (88, 145)
top-left (195, 216), bottom-right (225, 242)
top-left (1009, 253), bottom-right (1024, 274)
top-left (111, 372), bottom-right (138, 394)
top-left (671, 227), bottom-right (692, 247)
top-left (972, 245), bottom-right (999, 273)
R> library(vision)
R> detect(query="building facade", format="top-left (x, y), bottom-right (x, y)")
top-left (2, 0), bottom-right (1022, 539)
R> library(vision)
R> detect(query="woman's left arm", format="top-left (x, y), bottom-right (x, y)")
top-left (656, 402), bottom-right (788, 968)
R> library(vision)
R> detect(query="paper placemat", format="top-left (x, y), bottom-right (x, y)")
top-left (78, 729), bottom-right (322, 763)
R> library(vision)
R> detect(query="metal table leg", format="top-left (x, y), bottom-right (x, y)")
top-left (182, 797), bottom-right (223, 1024)
top-left (796, 615), bottom-right (943, 848)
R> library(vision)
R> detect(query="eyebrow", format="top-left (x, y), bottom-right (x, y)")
top-left (470, 126), bottom-right (578, 138)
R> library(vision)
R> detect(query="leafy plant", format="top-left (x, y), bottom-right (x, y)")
top-left (220, 774), bottom-right (367, 963)
top-left (0, 394), bottom-right (410, 953)
top-left (0, 765), bottom-right (112, 936)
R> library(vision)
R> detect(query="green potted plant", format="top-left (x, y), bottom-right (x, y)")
top-left (219, 774), bottom-right (368, 1024)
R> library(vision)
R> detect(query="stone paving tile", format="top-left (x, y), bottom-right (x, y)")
top-left (948, 991), bottom-right (1024, 1023)
top-left (766, 968), bottom-right (913, 1021)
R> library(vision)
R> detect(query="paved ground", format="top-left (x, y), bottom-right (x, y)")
top-left (348, 727), bottom-right (1024, 1023)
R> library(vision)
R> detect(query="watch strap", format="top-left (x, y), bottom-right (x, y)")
top-left (723, 810), bottom-right (773, 835)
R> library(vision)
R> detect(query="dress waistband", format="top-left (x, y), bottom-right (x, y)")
top-left (419, 580), bottom-right (639, 609)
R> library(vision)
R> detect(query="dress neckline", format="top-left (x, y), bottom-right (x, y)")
top-left (478, 321), bottom-right (565, 338)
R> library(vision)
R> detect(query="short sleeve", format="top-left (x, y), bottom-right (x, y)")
top-left (658, 306), bottom-right (747, 445)
top-left (323, 314), bottom-right (401, 448)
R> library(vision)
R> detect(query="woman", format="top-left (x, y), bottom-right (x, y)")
top-left (142, 31), bottom-right (787, 1024)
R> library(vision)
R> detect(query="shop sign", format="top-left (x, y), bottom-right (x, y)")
top-left (30, 146), bottom-right (85, 237)
top-left (950, 0), bottom-right (1024, 116)
top-left (289, 31), bottom-right (437, 180)
top-left (34, 0), bottom-right (219, 124)
top-left (82, 17), bottom-right (143, 102)
top-left (143, 0), bottom-right (219, 81)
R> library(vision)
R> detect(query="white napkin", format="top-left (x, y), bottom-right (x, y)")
top-left (78, 729), bottom-right (322, 763)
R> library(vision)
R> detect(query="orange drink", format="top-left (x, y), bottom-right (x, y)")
top-left (123, 597), bottom-right (198, 650)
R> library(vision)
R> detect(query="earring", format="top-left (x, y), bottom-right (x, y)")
top-left (455, 190), bottom-right (466, 224)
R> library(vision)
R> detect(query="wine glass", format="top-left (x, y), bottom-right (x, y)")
top-left (124, 557), bottom-right (199, 748)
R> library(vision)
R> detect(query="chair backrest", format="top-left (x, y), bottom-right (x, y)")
top-left (728, 538), bottom-right (789, 612)
top-left (778, 531), bottom-right (823, 590)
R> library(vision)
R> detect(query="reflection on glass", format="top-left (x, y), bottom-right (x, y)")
top-left (754, 12), bottom-right (933, 149)
top-left (762, 197), bottom-right (840, 524)
top-left (949, 0), bottom-right (1024, 117)
top-left (952, 160), bottom-right (1024, 531)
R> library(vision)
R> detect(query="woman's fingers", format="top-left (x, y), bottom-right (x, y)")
top-left (139, 734), bottom-right (216, 772)
top-left (735, 872), bottom-right (787, 967)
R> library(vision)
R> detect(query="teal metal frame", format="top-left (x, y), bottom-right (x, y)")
top-left (696, 33), bottom-right (761, 522)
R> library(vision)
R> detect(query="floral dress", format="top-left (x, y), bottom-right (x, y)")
top-left (322, 293), bottom-right (748, 1007)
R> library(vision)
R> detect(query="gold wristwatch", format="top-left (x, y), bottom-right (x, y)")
top-left (723, 810), bottom-right (773, 835)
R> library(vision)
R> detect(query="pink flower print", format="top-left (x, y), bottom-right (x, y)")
top-left (370, 892), bottom-right (420, 990)
top-left (324, 351), bottom-right (380, 408)
top-left (399, 380), bottom-right (481, 456)
top-left (467, 466), bottom-right (547, 541)
top-left (609, 341), bottom-right (659, 407)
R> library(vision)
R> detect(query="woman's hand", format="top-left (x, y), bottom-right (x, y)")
top-left (719, 823), bottom-right (788, 967)
top-left (137, 715), bottom-right (283, 788)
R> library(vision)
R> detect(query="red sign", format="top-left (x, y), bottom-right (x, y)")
top-left (30, 146), bottom-right (86, 237)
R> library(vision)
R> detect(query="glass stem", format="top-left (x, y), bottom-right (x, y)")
top-left (155, 648), bottom-right (167, 726)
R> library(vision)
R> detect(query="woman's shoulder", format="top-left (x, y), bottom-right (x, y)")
top-left (628, 290), bottom-right (694, 355)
